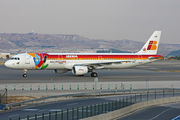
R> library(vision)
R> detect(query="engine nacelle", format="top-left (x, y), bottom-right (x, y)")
top-left (72, 66), bottom-right (88, 75)
top-left (53, 69), bottom-right (68, 74)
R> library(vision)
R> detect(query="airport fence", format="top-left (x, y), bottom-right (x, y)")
top-left (9, 88), bottom-right (180, 120)
top-left (0, 88), bottom-right (7, 104)
top-left (0, 88), bottom-right (7, 110)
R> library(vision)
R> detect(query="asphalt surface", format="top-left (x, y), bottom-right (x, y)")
top-left (0, 60), bottom-right (180, 120)
top-left (0, 95), bottom-right (125, 120)
top-left (118, 102), bottom-right (180, 120)
top-left (1, 93), bottom-right (179, 120)
top-left (0, 60), bottom-right (180, 83)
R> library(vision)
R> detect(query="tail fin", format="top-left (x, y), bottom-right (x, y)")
top-left (137, 31), bottom-right (161, 55)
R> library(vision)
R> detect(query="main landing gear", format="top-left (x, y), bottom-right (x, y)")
top-left (23, 69), bottom-right (27, 78)
top-left (91, 72), bottom-right (98, 77)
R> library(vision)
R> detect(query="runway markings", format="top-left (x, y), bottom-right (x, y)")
top-left (67, 103), bottom-right (78, 106)
top-left (8, 114), bottom-right (19, 118)
top-left (22, 109), bottom-right (39, 111)
top-left (38, 109), bottom-right (48, 112)
top-left (49, 109), bottom-right (65, 112)
top-left (149, 108), bottom-right (174, 120)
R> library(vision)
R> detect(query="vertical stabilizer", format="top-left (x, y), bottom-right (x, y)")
top-left (137, 31), bottom-right (161, 54)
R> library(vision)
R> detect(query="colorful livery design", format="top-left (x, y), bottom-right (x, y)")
top-left (5, 31), bottom-right (163, 77)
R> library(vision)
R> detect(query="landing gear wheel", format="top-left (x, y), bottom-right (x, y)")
top-left (23, 74), bottom-right (27, 78)
top-left (91, 72), bottom-right (98, 77)
top-left (23, 69), bottom-right (27, 78)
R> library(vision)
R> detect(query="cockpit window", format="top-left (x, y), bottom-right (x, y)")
top-left (10, 57), bottom-right (20, 60)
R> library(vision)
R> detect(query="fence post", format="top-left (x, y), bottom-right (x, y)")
top-left (77, 107), bottom-right (79, 119)
top-left (98, 104), bottom-right (100, 115)
top-left (111, 101), bottom-right (114, 111)
top-left (61, 109), bottom-right (63, 120)
top-left (42, 113), bottom-right (44, 120)
top-left (82, 106), bottom-right (84, 118)
top-left (91, 105), bottom-right (92, 116)
top-left (72, 108), bottom-right (74, 120)
top-left (35, 114), bottom-right (37, 120)
top-left (123, 98), bottom-right (124, 107)
top-left (46, 85), bottom-right (48, 90)
top-left (147, 91), bottom-right (149, 101)
top-left (94, 105), bottom-right (96, 115)
top-left (85, 85), bottom-right (87, 90)
top-left (109, 102), bottom-right (110, 112)
top-left (55, 111), bottom-right (57, 120)
top-left (27, 115), bottom-right (29, 120)
top-left (116, 99), bottom-right (118, 110)
top-left (38, 85), bottom-right (40, 90)
top-left (102, 103), bottom-right (103, 113)
top-left (86, 106), bottom-right (88, 117)
top-left (105, 103), bottom-right (107, 113)
top-left (67, 109), bottom-right (69, 120)
top-left (163, 89), bottom-right (165, 98)
top-left (49, 112), bottom-right (51, 120)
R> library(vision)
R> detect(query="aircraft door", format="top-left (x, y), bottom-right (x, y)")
top-left (25, 55), bottom-right (30, 64)
top-left (98, 56), bottom-right (103, 62)
top-left (138, 55), bottom-right (142, 63)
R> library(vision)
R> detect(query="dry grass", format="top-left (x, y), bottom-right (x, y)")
top-left (7, 96), bottom-right (39, 104)
top-left (0, 62), bottom-right (5, 65)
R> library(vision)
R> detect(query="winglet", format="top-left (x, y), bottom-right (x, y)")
top-left (137, 31), bottom-right (161, 55)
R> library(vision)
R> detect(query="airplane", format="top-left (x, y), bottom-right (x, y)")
top-left (5, 31), bottom-right (164, 78)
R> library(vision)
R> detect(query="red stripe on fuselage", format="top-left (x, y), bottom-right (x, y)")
top-left (33, 53), bottom-right (163, 60)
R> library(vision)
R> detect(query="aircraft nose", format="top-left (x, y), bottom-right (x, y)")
top-left (5, 61), bottom-right (11, 68)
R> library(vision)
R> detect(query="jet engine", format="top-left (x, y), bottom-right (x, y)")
top-left (53, 69), bottom-right (68, 74)
top-left (72, 66), bottom-right (88, 75)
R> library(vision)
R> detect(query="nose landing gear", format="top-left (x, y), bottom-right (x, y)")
top-left (23, 69), bottom-right (27, 78)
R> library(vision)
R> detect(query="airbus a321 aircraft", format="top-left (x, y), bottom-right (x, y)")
top-left (5, 31), bottom-right (163, 78)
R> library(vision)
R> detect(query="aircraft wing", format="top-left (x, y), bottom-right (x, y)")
top-left (148, 56), bottom-right (164, 60)
top-left (74, 60), bottom-right (133, 68)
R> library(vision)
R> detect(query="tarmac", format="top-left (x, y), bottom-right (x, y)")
top-left (0, 60), bottom-right (180, 96)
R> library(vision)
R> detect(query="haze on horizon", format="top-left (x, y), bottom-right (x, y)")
top-left (0, 0), bottom-right (180, 44)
